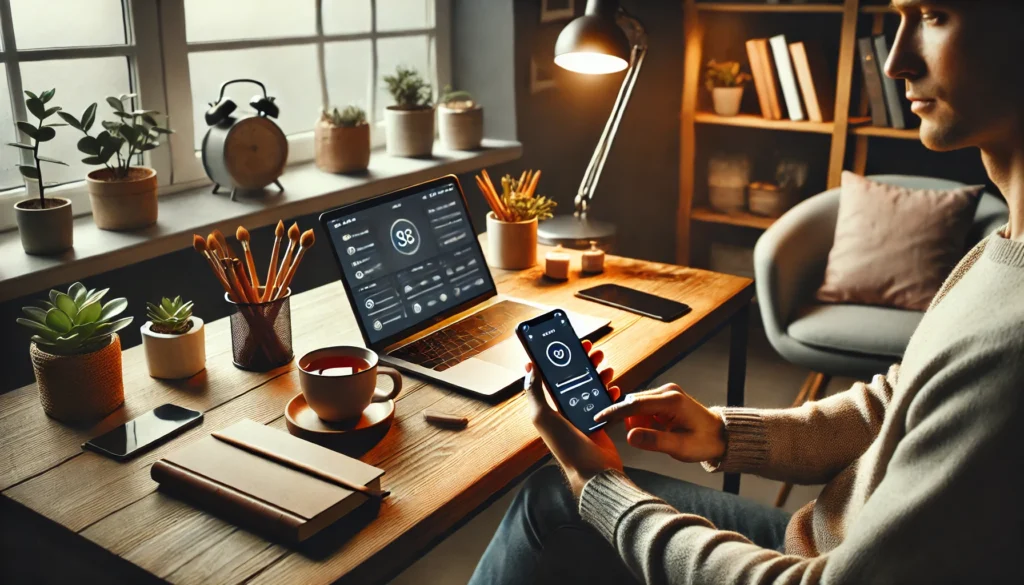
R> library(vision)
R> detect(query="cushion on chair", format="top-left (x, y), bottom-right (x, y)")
top-left (816, 172), bottom-right (983, 311)
top-left (787, 303), bottom-right (923, 358)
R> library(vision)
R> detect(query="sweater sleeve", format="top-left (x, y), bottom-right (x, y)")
top-left (578, 344), bottom-right (1022, 585)
top-left (703, 364), bottom-right (898, 485)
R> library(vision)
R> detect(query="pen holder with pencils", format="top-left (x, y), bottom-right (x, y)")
top-left (486, 212), bottom-right (538, 270)
top-left (227, 287), bottom-right (293, 372)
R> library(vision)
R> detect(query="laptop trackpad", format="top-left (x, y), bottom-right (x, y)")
top-left (445, 356), bottom-right (521, 395)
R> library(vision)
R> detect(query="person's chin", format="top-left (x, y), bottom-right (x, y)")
top-left (918, 119), bottom-right (966, 152)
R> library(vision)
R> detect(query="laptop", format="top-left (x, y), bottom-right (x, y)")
top-left (319, 175), bottom-right (609, 397)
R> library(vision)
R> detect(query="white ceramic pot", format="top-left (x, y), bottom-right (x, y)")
top-left (141, 317), bottom-right (206, 380)
top-left (87, 166), bottom-right (158, 231)
top-left (15, 196), bottom-right (73, 255)
top-left (314, 119), bottom-right (371, 173)
top-left (384, 106), bottom-right (435, 157)
top-left (712, 87), bottom-right (745, 117)
top-left (486, 212), bottom-right (538, 270)
top-left (438, 105), bottom-right (483, 150)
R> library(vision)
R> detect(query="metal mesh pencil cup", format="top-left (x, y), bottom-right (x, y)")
top-left (226, 288), bottom-right (293, 371)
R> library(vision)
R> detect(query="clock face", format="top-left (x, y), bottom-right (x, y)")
top-left (223, 116), bottom-right (288, 189)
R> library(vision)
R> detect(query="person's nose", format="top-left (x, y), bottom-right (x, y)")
top-left (885, 18), bottom-right (925, 81)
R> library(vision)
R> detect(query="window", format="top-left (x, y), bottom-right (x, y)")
top-left (0, 0), bottom-right (449, 229)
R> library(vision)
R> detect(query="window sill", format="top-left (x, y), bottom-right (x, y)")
top-left (0, 139), bottom-right (521, 304)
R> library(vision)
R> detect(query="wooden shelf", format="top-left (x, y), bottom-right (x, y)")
top-left (850, 125), bottom-right (920, 139)
top-left (691, 207), bottom-right (777, 230)
top-left (694, 112), bottom-right (835, 134)
top-left (860, 5), bottom-right (896, 14)
top-left (696, 2), bottom-right (845, 13)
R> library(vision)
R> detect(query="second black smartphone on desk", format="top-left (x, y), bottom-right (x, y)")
top-left (517, 309), bottom-right (615, 434)
top-left (576, 284), bottom-right (691, 322)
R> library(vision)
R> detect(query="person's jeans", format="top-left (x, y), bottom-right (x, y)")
top-left (468, 466), bottom-right (791, 585)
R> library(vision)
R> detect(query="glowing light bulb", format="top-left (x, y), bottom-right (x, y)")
top-left (554, 52), bottom-right (628, 75)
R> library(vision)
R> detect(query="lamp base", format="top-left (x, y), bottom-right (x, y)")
top-left (537, 215), bottom-right (616, 249)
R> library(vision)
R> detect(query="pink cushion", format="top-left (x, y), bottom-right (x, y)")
top-left (816, 172), bottom-right (983, 311)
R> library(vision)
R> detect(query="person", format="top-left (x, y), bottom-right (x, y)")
top-left (469, 2), bottom-right (1024, 583)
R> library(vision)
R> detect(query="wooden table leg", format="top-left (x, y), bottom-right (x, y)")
top-left (724, 304), bottom-right (749, 495)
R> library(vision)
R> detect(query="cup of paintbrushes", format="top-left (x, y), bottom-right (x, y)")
top-left (226, 286), bottom-right (294, 372)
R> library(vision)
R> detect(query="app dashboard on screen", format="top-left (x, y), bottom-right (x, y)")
top-left (523, 311), bottom-right (612, 433)
top-left (325, 180), bottom-right (493, 344)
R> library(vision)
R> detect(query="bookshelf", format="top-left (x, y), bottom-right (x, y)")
top-left (677, 0), bottom-right (906, 265)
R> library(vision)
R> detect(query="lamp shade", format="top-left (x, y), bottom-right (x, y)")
top-left (554, 1), bottom-right (629, 75)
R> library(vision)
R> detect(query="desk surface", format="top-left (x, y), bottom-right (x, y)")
top-left (0, 246), bottom-right (752, 585)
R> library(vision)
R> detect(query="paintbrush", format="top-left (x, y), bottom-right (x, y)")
top-left (235, 226), bottom-right (261, 293)
top-left (263, 220), bottom-right (285, 302)
top-left (526, 169), bottom-right (541, 198)
top-left (271, 223), bottom-right (301, 299)
top-left (212, 229), bottom-right (238, 260)
top-left (193, 234), bottom-right (235, 300)
top-left (231, 257), bottom-right (259, 304)
top-left (275, 229), bottom-right (315, 300)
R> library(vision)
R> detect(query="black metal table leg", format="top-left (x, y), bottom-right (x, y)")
top-left (724, 303), bottom-right (749, 495)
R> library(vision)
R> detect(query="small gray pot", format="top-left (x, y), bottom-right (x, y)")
top-left (439, 105), bottom-right (483, 150)
top-left (15, 197), bottom-right (73, 255)
top-left (385, 106), bottom-right (435, 157)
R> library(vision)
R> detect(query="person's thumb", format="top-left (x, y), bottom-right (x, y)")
top-left (626, 427), bottom-right (691, 460)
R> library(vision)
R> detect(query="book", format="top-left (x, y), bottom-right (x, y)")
top-left (745, 39), bottom-right (775, 120)
top-left (789, 41), bottom-right (835, 123)
top-left (857, 37), bottom-right (889, 127)
top-left (151, 419), bottom-right (385, 543)
top-left (769, 35), bottom-right (805, 121)
top-left (750, 39), bottom-right (784, 120)
top-left (871, 35), bottom-right (906, 129)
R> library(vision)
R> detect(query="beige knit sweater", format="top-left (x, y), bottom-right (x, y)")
top-left (580, 229), bottom-right (1024, 584)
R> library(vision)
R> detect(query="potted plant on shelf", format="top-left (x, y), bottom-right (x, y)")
top-left (382, 66), bottom-right (435, 158)
top-left (705, 60), bottom-right (751, 117)
top-left (475, 169), bottom-right (555, 270)
top-left (141, 296), bottom-right (206, 380)
top-left (59, 93), bottom-right (173, 231)
top-left (16, 282), bottom-right (132, 422)
top-left (314, 105), bottom-right (371, 173)
top-left (9, 88), bottom-right (73, 255)
top-left (438, 85), bottom-right (483, 151)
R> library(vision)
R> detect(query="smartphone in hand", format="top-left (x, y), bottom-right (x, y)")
top-left (516, 309), bottom-right (614, 434)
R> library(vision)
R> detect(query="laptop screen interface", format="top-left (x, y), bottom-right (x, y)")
top-left (325, 179), bottom-right (493, 345)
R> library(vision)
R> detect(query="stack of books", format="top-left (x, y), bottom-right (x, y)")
top-left (745, 35), bottom-right (835, 123)
top-left (857, 35), bottom-right (910, 129)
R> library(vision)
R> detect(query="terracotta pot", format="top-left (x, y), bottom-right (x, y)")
top-left (486, 212), bottom-right (538, 270)
top-left (14, 196), bottom-right (73, 255)
top-left (712, 87), bottom-right (745, 117)
top-left (87, 166), bottom-right (158, 231)
top-left (141, 317), bottom-right (206, 380)
top-left (438, 105), bottom-right (483, 150)
top-left (384, 106), bottom-right (435, 157)
top-left (29, 335), bottom-right (125, 423)
top-left (314, 120), bottom-right (371, 173)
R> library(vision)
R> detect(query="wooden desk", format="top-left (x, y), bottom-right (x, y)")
top-left (0, 247), bottom-right (752, 585)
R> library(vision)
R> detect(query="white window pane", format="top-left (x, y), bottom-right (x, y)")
top-left (325, 40), bottom-right (372, 112)
top-left (377, 0), bottom-right (433, 32)
top-left (11, 0), bottom-right (125, 50)
top-left (322, 0), bottom-right (372, 35)
top-left (185, 0), bottom-right (316, 43)
top-left (0, 65), bottom-right (21, 191)
top-left (376, 35), bottom-right (432, 118)
top-left (188, 45), bottom-right (320, 149)
top-left (20, 57), bottom-right (133, 186)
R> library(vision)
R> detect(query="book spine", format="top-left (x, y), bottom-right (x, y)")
top-left (872, 35), bottom-right (906, 129)
top-left (746, 39), bottom-right (773, 120)
top-left (789, 42), bottom-right (822, 123)
top-left (757, 40), bottom-right (784, 120)
top-left (151, 460), bottom-right (304, 543)
top-left (769, 35), bottom-right (805, 121)
top-left (857, 37), bottom-right (889, 127)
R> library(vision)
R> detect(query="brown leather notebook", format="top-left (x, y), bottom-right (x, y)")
top-left (151, 419), bottom-right (384, 543)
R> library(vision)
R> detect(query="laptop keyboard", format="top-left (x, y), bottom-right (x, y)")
top-left (388, 300), bottom-right (541, 371)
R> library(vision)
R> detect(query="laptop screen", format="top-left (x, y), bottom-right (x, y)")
top-left (323, 176), bottom-right (495, 346)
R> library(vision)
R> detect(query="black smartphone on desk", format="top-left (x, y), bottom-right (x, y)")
top-left (83, 403), bottom-right (203, 462)
top-left (576, 284), bottom-right (692, 322)
top-left (516, 309), bottom-right (615, 434)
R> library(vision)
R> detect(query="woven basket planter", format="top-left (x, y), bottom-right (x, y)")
top-left (29, 334), bottom-right (125, 423)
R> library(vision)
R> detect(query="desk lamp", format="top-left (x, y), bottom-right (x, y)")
top-left (538, 0), bottom-right (648, 249)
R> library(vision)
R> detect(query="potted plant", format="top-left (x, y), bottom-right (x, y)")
top-left (59, 94), bottom-right (173, 231)
top-left (9, 89), bottom-right (73, 255)
top-left (16, 282), bottom-right (132, 422)
top-left (438, 85), bottom-right (483, 151)
top-left (314, 105), bottom-right (371, 173)
top-left (141, 296), bottom-right (206, 380)
top-left (382, 66), bottom-right (435, 157)
top-left (477, 169), bottom-right (556, 270)
top-left (705, 60), bottom-right (751, 117)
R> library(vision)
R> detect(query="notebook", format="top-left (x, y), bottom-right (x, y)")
top-left (769, 34), bottom-right (805, 121)
top-left (151, 419), bottom-right (385, 543)
top-left (789, 41), bottom-right (835, 123)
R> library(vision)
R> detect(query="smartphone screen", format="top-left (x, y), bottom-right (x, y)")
top-left (576, 284), bottom-right (691, 322)
top-left (517, 309), bottom-right (614, 434)
top-left (83, 403), bottom-right (203, 461)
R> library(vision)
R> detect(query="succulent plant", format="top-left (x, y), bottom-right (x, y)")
top-left (7, 88), bottom-right (69, 205)
top-left (705, 60), bottom-right (751, 91)
top-left (382, 66), bottom-right (433, 109)
top-left (499, 173), bottom-right (557, 222)
top-left (439, 85), bottom-right (475, 110)
top-left (323, 105), bottom-right (367, 128)
top-left (17, 282), bottom-right (132, 355)
top-left (146, 296), bottom-right (195, 335)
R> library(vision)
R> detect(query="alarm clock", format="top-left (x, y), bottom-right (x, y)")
top-left (202, 78), bottom-right (287, 201)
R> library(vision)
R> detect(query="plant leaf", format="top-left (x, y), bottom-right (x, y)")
top-left (119, 93), bottom-right (138, 101)
top-left (97, 316), bottom-right (133, 336)
top-left (84, 288), bottom-right (109, 306)
top-left (42, 106), bottom-right (61, 119)
top-left (22, 306), bottom-right (48, 323)
top-left (152, 127), bottom-right (173, 134)
top-left (81, 156), bottom-right (105, 165)
top-left (99, 297), bottom-right (128, 322)
top-left (69, 282), bottom-right (87, 303)
top-left (54, 292), bottom-right (78, 320)
top-left (16, 318), bottom-right (56, 339)
top-left (37, 156), bottom-right (68, 166)
top-left (106, 96), bottom-right (125, 112)
top-left (7, 142), bottom-right (33, 151)
top-left (118, 124), bottom-right (137, 144)
top-left (83, 103), bottom-right (98, 132)
top-left (40, 89), bottom-right (56, 104)
top-left (161, 297), bottom-right (174, 313)
top-left (139, 142), bottom-right (158, 151)
top-left (24, 90), bottom-right (39, 100)
top-left (18, 165), bottom-right (39, 180)
top-left (57, 111), bottom-right (82, 130)
top-left (16, 122), bottom-right (38, 139)
top-left (45, 308), bottom-right (73, 333)
top-left (141, 114), bottom-right (158, 127)
top-left (76, 300), bottom-right (102, 324)
top-left (36, 126), bottom-right (56, 142)
top-left (45, 123), bottom-right (68, 127)
top-left (26, 97), bottom-right (45, 119)
top-left (77, 136), bottom-right (100, 155)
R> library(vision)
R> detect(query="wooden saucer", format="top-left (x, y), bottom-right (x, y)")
top-left (285, 393), bottom-right (394, 455)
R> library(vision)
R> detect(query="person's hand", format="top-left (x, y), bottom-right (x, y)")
top-left (525, 340), bottom-right (624, 498)
top-left (593, 383), bottom-right (726, 464)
